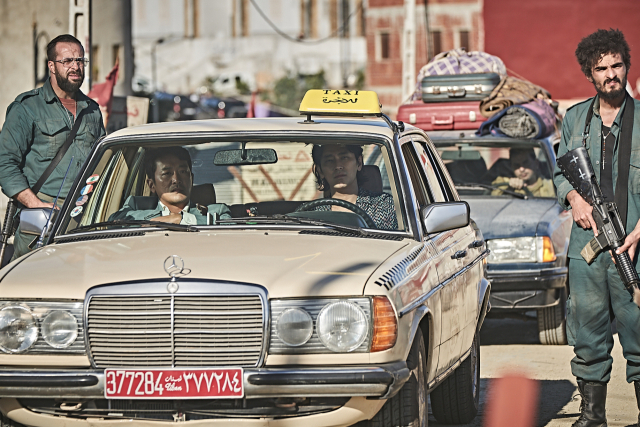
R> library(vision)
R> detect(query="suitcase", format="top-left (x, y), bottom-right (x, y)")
top-left (421, 73), bottom-right (501, 102)
top-left (397, 101), bottom-right (487, 131)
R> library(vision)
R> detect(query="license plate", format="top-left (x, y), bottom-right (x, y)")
top-left (104, 368), bottom-right (243, 399)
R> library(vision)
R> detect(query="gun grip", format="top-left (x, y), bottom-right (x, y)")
top-left (581, 235), bottom-right (606, 264)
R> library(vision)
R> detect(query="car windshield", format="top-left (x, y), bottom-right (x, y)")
top-left (434, 140), bottom-right (555, 199)
top-left (58, 138), bottom-right (405, 235)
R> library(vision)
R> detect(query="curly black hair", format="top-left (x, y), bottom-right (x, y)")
top-left (575, 28), bottom-right (630, 79)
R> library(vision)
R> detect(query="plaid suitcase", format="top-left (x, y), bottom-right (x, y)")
top-left (421, 73), bottom-right (501, 103)
top-left (397, 101), bottom-right (487, 131)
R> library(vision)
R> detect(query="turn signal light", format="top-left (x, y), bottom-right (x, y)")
top-left (371, 296), bottom-right (397, 352)
top-left (541, 236), bottom-right (556, 262)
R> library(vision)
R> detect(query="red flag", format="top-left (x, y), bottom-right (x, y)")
top-left (88, 60), bottom-right (119, 127)
top-left (247, 91), bottom-right (257, 118)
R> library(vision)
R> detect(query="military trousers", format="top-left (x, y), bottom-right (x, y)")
top-left (568, 255), bottom-right (640, 383)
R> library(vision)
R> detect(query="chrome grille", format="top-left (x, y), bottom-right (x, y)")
top-left (88, 295), bottom-right (263, 368)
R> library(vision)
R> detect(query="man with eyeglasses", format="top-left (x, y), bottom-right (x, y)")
top-left (0, 34), bottom-right (105, 260)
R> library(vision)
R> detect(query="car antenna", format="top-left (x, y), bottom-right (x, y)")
top-left (36, 156), bottom-right (74, 249)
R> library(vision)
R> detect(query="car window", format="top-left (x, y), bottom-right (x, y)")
top-left (434, 141), bottom-right (555, 199)
top-left (401, 142), bottom-right (433, 207)
top-left (59, 139), bottom-right (406, 234)
top-left (410, 140), bottom-right (447, 203)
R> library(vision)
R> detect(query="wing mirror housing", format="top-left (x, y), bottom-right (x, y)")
top-left (19, 208), bottom-right (58, 237)
top-left (421, 201), bottom-right (470, 234)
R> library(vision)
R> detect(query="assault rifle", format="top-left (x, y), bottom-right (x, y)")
top-left (0, 199), bottom-right (17, 266)
top-left (557, 146), bottom-right (640, 307)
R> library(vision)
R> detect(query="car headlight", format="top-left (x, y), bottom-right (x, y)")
top-left (41, 310), bottom-right (78, 349)
top-left (0, 306), bottom-right (38, 353)
top-left (316, 301), bottom-right (368, 352)
top-left (487, 236), bottom-right (556, 263)
top-left (276, 308), bottom-right (313, 346)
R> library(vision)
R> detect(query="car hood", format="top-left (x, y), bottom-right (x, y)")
top-left (0, 230), bottom-right (408, 299)
top-left (466, 198), bottom-right (557, 240)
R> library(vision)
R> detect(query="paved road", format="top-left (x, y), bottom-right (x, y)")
top-left (429, 315), bottom-right (638, 427)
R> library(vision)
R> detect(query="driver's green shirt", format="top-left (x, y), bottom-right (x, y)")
top-left (553, 95), bottom-right (640, 263)
top-left (491, 176), bottom-right (555, 197)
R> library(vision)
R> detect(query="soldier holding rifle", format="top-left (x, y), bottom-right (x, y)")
top-left (0, 34), bottom-right (104, 262)
top-left (554, 29), bottom-right (640, 427)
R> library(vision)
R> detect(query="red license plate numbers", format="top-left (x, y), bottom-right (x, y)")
top-left (104, 368), bottom-right (243, 399)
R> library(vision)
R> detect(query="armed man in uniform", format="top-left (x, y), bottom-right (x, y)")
top-left (553, 29), bottom-right (640, 427)
top-left (0, 34), bottom-right (105, 261)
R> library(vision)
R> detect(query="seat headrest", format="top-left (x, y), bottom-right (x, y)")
top-left (191, 183), bottom-right (216, 205)
top-left (360, 165), bottom-right (383, 194)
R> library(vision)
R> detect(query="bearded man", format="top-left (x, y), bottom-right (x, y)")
top-left (0, 34), bottom-right (105, 260)
top-left (553, 29), bottom-right (640, 427)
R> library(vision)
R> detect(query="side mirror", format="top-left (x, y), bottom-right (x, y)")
top-left (421, 201), bottom-right (470, 234)
top-left (19, 208), bottom-right (58, 236)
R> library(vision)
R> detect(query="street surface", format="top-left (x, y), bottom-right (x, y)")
top-left (429, 315), bottom-right (638, 427)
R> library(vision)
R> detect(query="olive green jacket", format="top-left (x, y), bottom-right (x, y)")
top-left (0, 78), bottom-right (105, 199)
top-left (553, 95), bottom-right (640, 262)
top-left (491, 176), bottom-right (555, 197)
top-left (109, 196), bottom-right (232, 225)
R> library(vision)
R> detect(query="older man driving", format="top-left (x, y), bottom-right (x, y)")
top-left (110, 147), bottom-right (231, 224)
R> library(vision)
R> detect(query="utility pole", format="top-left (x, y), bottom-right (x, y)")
top-left (401, 0), bottom-right (416, 101)
top-left (69, 0), bottom-right (92, 93)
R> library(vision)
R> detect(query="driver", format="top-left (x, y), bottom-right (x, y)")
top-left (491, 148), bottom-right (554, 197)
top-left (311, 144), bottom-right (397, 230)
top-left (110, 147), bottom-right (231, 224)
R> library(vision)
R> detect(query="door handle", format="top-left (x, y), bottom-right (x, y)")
top-left (451, 250), bottom-right (468, 260)
top-left (468, 240), bottom-right (484, 249)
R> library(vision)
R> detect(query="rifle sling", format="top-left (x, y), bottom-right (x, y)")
top-left (582, 93), bottom-right (634, 228)
top-left (31, 107), bottom-right (86, 195)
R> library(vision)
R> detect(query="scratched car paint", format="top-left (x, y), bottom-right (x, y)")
top-left (0, 90), bottom-right (489, 426)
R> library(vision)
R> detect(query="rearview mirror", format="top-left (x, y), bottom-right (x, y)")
top-left (421, 202), bottom-right (470, 234)
top-left (214, 148), bottom-right (278, 166)
top-left (20, 208), bottom-right (58, 236)
top-left (440, 150), bottom-right (482, 161)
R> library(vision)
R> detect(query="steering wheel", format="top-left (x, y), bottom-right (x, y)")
top-left (294, 199), bottom-right (377, 229)
top-left (494, 182), bottom-right (533, 197)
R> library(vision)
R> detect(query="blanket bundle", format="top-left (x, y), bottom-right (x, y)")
top-left (476, 99), bottom-right (557, 139)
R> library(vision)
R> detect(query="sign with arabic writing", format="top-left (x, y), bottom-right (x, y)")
top-left (299, 89), bottom-right (382, 116)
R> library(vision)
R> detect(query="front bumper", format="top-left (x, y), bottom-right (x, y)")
top-left (487, 265), bottom-right (566, 310)
top-left (0, 362), bottom-right (410, 400)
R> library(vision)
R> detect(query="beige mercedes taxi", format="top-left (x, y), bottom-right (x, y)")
top-left (0, 90), bottom-right (489, 427)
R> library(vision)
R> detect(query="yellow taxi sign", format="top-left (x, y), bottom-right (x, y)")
top-left (299, 89), bottom-right (382, 116)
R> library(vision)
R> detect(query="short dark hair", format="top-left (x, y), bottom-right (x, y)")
top-left (47, 34), bottom-right (84, 62)
top-left (144, 147), bottom-right (193, 181)
top-left (575, 29), bottom-right (631, 78)
top-left (311, 144), bottom-right (364, 191)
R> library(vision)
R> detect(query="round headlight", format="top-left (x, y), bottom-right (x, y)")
top-left (0, 306), bottom-right (38, 353)
top-left (41, 311), bottom-right (78, 349)
top-left (316, 301), bottom-right (368, 352)
top-left (276, 308), bottom-right (313, 347)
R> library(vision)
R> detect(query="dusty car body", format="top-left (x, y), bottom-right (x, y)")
top-left (427, 130), bottom-right (572, 344)
top-left (0, 91), bottom-right (489, 426)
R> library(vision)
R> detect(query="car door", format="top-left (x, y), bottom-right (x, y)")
top-left (411, 136), bottom-right (477, 374)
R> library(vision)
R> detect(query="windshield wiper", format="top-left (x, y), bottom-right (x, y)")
top-left (455, 182), bottom-right (527, 199)
top-left (69, 219), bottom-right (199, 234)
top-left (216, 214), bottom-right (369, 236)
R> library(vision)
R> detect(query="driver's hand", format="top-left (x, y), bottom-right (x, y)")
top-left (151, 214), bottom-right (182, 224)
top-left (508, 177), bottom-right (525, 189)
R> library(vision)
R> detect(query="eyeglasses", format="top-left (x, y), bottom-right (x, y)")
top-left (52, 57), bottom-right (89, 68)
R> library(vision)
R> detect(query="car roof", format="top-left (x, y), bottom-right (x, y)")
top-left (105, 117), bottom-right (397, 140)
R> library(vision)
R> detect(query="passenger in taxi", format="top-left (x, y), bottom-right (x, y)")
top-left (491, 148), bottom-right (554, 197)
top-left (110, 147), bottom-right (231, 224)
top-left (311, 144), bottom-right (397, 230)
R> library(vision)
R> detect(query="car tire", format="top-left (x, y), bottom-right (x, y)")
top-left (537, 287), bottom-right (568, 345)
top-left (0, 412), bottom-right (23, 427)
top-left (356, 331), bottom-right (428, 427)
top-left (430, 333), bottom-right (480, 425)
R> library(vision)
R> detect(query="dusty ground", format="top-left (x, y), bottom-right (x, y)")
top-left (429, 315), bottom-right (638, 427)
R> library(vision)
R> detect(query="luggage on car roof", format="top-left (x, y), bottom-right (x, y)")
top-left (421, 73), bottom-right (501, 103)
top-left (397, 101), bottom-right (487, 131)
